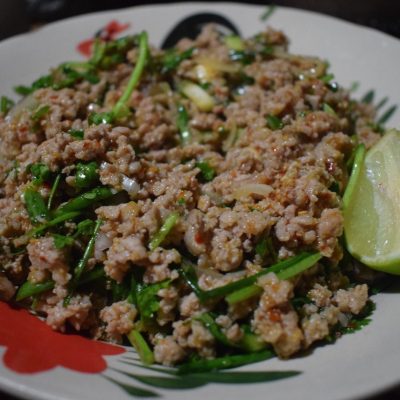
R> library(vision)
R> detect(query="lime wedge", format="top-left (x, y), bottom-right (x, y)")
top-left (344, 129), bottom-right (400, 274)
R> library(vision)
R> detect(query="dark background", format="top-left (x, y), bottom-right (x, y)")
top-left (1, 1), bottom-right (400, 399)
top-left (1, 0), bottom-right (400, 40)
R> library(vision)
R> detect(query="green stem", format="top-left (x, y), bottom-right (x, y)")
top-left (16, 280), bottom-right (55, 301)
top-left (54, 187), bottom-right (114, 216)
top-left (112, 31), bottom-right (148, 120)
top-left (226, 252), bottom-right (322, 305)
top-left (29, 211), bottom-right (81, 237)
top-left (64, 219), bottom-right (102, 305)
top-left (127, 329), bottom-right (155, 365)
top-left (180, 252), bottom-right (320, 303)
top-left (47, 174), bottom-right (61, 210)
top-left (148, 212), bottom-right (179, 251)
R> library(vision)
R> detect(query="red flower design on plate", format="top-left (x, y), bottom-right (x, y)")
top-left (77, 20), bottom-right (131, 57)
top-left (0, 302), bottom-right (125, 374)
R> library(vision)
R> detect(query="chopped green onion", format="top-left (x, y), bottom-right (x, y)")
top-left (136, 280), bottom-right (170, 320)
top-left (266, 114), bottom-right (283, 130)
top-left (229, 50), bottom-right (255, 65)
top-left (127, 329), bottom-right (154, 365)
top-left (225, 285), bottom-right (262, 305)
top-left (149, 212), bottom-right (180, 251)
top-left (320, 73), bottom-right (334, 83)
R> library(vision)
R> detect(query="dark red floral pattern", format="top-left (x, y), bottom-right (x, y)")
top-left (77, 20), bottom-right (131, 57)
top-left (0, 302), bottom-right (125, 374)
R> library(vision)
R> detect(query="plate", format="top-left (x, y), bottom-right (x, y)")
top-left (1, 3), bottom-right (400, 400)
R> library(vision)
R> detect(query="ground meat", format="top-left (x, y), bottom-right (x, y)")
top-left (100, 300), bottom-right (137, 342)
top-left (0, 23), bottom-right (380, 366)
top-left (27, 237), bottom-right (70, 298)
top-left (104, 236), bottom-right (147, 282)
top-left (153, 335), bottom-right (186, 366)
top-left (333, 284), bottom-right (369, 314)
top-left (46, 294), bottom-right (92, 332)
top-left (0, 273), bottom-right (16, 301)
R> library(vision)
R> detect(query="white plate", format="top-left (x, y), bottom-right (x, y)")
top-left (1, 3), bottom-right (400, 400)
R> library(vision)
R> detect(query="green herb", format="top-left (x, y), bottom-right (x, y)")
top-left (29, 211), bottom-right (81, 238)
top-left (88, 112), bottom-right (114, 125)
top-left (31, 105), bottom-right (50, 121)
top-left (320, 73), bottom-right (334, 83)
top-left (195, 161), bottom-right (215, 182)
top-left (23, 188), bottom-right (49, 224)
top-left (74, 219), bottom-right (96, 237)
top-left (177, 198), bottom-right (186, 205)
top-left (1, 96), bottom-right (15, 114)
top-left (378, 104), bottom-right (397, 125)
top-left (16, 266), bottom-right (105, 301)
top-left (54, 186), bottom-right (114, 216)
top-left (180, 252), bottom-right (321, 303)
top-left (238, 326), bottom-right (268, 352)
top-left (229, 50), bottom-right (255, 65)
top-left (342, 301), bottom-right (375, 334)
top-left (349, 81), bottom-right (359, 92)
top-left (376, 97), bottom-right (388, 110)
top-left (65, 219), bottom-right (102, 304)
top-left (67, 129), bottom-right (84, 139)
top-left (266, 114), bottom-right (283, 130)
top-left (260, 5), bottom-right (276, 22)
top-left (89, 32), bottom-right (148, 124)
top-left (16, 280), bottom-right (55, 301)
top-left (28, 163), bottom-right (51, 185)
top-left (52, 234), bottom-right (74, 249)
top-left (127, 329), bottom-right (155, 365)
top-left (322, 103), bottom-right (337, 116)
top-left (177, 105), bottom-right (191, 144)
top-left (136, 280), bottom-right (171, 320)
top-left (255, 235), bottom-right (276, 260)
top-left (361, 89), bottom-right (375, 104)
top-left (112, 31), bottom-right (149, 121)
top-left (148, 212), bottom-right (180, 251)
top-left (75, 161), bottom-right (99, 189)
top-left (161, 47), bottom-right (194, 74)
top-left (14, 75), bottom-right (54, 96)
top-left (47, 174), bottom-right (61, 210)
top-left (178, 350), bottom-right (275, 374)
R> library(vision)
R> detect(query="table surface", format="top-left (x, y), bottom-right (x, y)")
top-left (1, 1), bottom-right (400, 399)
